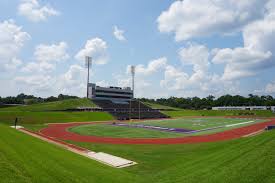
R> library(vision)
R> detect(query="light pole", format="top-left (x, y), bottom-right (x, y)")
top-left (139, 99), bottom-right (141, 120)
top-left (85, 56), bottom-right (92, 98)
top-left (129, 66), bottom-right (135, 120)
top-left (131, 65), bottom-right (135, 97)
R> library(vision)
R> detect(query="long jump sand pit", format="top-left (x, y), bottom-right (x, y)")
top-left (39, 117), bottom-right (275, 145)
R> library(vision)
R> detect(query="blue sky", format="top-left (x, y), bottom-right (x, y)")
top-left (1, 0), bottom-right (275, 98)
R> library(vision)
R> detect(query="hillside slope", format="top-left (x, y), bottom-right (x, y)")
top-left (143, 102), bottom-right (180, 110)
top-left (0, 98), bottom-right (97, 112)
top-left (0, 99), bottom-right (112, 129)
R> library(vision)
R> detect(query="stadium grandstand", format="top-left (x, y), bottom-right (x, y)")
top-left (88, 83), bottom-right (168, 120)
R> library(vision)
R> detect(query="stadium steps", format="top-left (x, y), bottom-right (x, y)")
top-left (92, 99), bottom-right (169, 120)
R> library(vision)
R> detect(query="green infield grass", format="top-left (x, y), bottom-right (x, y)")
top-left (69, 117), bottom-right (266, 138)
top-left (70, 123), bottom-right (186, 138)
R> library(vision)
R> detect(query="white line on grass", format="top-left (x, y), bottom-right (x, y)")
top-left (225, 121), bottom-right (255, 127)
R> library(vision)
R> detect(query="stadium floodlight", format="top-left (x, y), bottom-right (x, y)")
top-left (131, 65), bottom-right (135, 98)
top-left (129, 65), bottom-right (135, 121)
top-left (85, 56), bottom-right (92, 98)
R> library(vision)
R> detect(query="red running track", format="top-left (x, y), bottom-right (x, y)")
top-left (40, 118), bottom-right (275, 145)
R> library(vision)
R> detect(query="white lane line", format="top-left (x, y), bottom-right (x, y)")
top-left (225, 121), bottom-right (255, 127)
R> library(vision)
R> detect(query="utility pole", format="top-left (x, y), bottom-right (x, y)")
top-left (85, 56), bottom-right (92, 98)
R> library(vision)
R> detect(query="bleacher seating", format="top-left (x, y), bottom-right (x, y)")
top-left (93, 99), bottom-right (169, 120)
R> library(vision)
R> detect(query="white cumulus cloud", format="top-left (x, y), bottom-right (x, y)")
top-left (21, 41), bottom-right (69, 74)
top-left (160, 65), bottom-right (189, 90)
top-left (212, 4), bottom-right (275, 81)
top-left (57, 64), bottom-right (86, 96)
top-left (113, 26), bottom-right (126, 41)
top-left (160, 44), bottom-right (239, 96)
top-left (0, 19), bottom-right (30, 72)
top-left (158, 0), bottom-right (275, 81)
top-left (18, 0), bottom-right (59, 22)
top-left (75, 38), bottom-right (108, 65)
top-left (212, 47), bottom-right (272, 80)
top-left (14, 74), bottom-right (54, 93)
top-left (34, 42), bottom-right (69, 63)
top-left (21, 62), bottom-right (55, 73)
top-left (4, 58), bottom-right (23, 71)
top-left (157, 0), bottom-right (267, 41)
top-left (178, 44), bottom-right (209, 80)
top-left (127, 57), bottom-right (167, 76)
top-left (265, 81), bottom-right (275, 93)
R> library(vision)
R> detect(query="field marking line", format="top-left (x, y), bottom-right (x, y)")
top-left (225, 121), bottom-right (255, 127)
top-left (242, 129), bottom-right (265, 138)
top-left (185, 120), bottom-right (258, 134)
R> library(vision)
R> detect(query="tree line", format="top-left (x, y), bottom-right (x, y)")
top-left (1, 93), bottom-right (275, 110)
top-left (0, 93), bottom-right (78, 105)
top-left (140, 94), bottom-right (275, 110)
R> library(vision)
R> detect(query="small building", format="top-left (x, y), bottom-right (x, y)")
top-left (212, 106), bottom-right (275, 112)
top-left (88, 83), bottom-right (133, 102)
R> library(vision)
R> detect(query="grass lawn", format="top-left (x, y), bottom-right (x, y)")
top-left (1, 123), bottom-right (275, 182)
top-left (144, 102), bottom-right (180, 110)
top-left (71, 130), bottom-right (275, 183)
top-left (69, 118), bottom-right (267, 138)
top-left (0, 98), bottom-right (97, 112)
top-left (0, 98), bottom-right (113, 131)
top-left (0, 111), bottom-right (114, 131)
top-left (163, 109), bottom-right (275, 117)
top-left (0, 124), bottom-right (136, 183)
